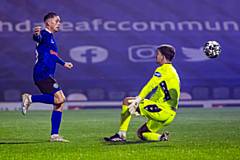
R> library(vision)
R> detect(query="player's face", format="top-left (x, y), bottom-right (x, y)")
top-left (156, 50), bottom-right (164, 65)
top-left (48, 16), bottom-right (61, 32)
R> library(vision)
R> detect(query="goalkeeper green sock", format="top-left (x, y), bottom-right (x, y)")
top-left (142, 132), bottom-right (161, 141)
top-left (119, 104), bottom-right (131, 132)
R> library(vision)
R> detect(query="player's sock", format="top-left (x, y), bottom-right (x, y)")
top-left (31, 94), bottom-right (54, 104)
top-left (119, 104), bottom-right (132, 131)
top-left (51, 134), bottom-right (59, 138)
top-left (142, 132), bottom-right (161, 141)
top-left (51, 110), bottom-right (62, 135)
top-left (118, 131), bottom-right (126, 138)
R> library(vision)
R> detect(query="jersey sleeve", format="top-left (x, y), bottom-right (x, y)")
top-left (138, 68), bottom-right (162, 99)
top-left (50, 50), bottom-right (65, 66)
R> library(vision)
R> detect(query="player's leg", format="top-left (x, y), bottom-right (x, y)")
top-left (21, 77), bottom-right (68, 142)
top-left (137, 121), bottom-right (169, 141)
top-left (51, 90), bottom-right (65, 136)
top-left (21, 94), bottom-right (54, 115)
top-left (138, 99), bottom-right (176, 124)
top-left (119, 97), bottom-right (135, 135)
top-left (104, 97), bottom-right (134, 142)
top-left (136, 99), bottom-right (175, 141)
top-left (21, 77), bottom-right (57, 115)
top-left (50, 90), bottom-right (69, 142)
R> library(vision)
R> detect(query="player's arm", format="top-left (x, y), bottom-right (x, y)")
top-left (128, 69), bottom-right (162, 115)
top-left (138, 69), bottom-right (162, 99)
top-left (50, 50), bottom-right (73, 69)
top-left (32, 26), bottom-right (42, 43)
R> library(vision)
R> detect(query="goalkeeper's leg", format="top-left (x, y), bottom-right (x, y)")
top-left (136, 99), bottom-right (176, 141)
top-left (119, 97), bottom-right (134, 131)
top-left (138, 99), bottom-right (176, 124)
top-left (104, 97), bottom-right (134, 142)
top-left (137, 121), bottom-right (169, 141)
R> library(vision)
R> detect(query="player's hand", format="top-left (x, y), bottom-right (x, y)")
top-left (64, 62), bottom-right (73, 69)
top-left (128, 96), bottom-right (141, 115)
top-left (128, 103), bottom-right (140, 116)
top-left (34, 26), bottom-right (41, 36)
top-left (128, 102), bottom-right (137, 115)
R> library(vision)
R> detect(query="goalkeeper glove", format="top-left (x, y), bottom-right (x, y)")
top-left (128, 96), bottom-right (141, 115)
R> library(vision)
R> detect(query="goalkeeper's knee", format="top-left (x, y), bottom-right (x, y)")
top-left (137, 124), bottom-right (150, 140)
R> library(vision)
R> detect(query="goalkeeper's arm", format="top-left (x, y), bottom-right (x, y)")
top-left (128, 71), bottom-right (162, 115)
top-left (138, 72), bottom-right (162, 99)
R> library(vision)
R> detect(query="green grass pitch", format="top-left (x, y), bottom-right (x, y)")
top-left (0, 108), bottom-right (240, 160)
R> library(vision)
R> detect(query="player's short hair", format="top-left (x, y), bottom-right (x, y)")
top-left (44, 12), bottom-right (58, 22)
top-left (157, 44), bottom-right (176, 61)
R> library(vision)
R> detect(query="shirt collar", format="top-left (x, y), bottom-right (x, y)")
top-left (45, 28), bottom-right (52, 33)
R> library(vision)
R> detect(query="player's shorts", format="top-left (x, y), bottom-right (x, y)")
top-left (35, 77), bottom-right (61, 95)
top-left (139, 99), bottom-right (176, 133)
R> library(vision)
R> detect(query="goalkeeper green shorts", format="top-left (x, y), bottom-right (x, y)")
top-left (139, 99), bottom-right (176, 132)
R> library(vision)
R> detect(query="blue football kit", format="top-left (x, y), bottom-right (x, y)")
top-left (33, 29), bottom-right (65, 94)
top-left (33, 29), bottom-right (65, 81)
top-left (31, 28), bottom-right (66, 136)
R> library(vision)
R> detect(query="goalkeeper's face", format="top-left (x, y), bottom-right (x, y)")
top-left (156, 50), bottom-right (164, 65)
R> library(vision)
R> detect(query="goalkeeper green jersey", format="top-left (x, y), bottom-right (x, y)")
top-left (138, 63), bottom-right (180, 110)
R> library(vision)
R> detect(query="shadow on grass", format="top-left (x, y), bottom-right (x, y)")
top-left (0, 140), bottom-right (49, 145)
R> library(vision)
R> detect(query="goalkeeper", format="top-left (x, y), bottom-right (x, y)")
top-left (104, 44), bottom-right (180, 142)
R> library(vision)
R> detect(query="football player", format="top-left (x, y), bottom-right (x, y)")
top-left (104, 44), bottom-right (180, 142)
top-left (21, 12), bottom-right (73, 142)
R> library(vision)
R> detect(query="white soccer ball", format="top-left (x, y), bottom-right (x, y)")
top-left (203, 40), bottom-right (221, 58)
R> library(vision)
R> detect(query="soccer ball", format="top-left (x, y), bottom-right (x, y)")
top-left (203, 41), bottom-right (221, 58)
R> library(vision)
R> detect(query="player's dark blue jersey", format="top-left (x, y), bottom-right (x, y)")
top-left (33, 29), bottom-right (65, 82)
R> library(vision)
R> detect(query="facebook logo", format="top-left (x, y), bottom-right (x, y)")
top-left (70, 46), bottom-right (108, 63)
top-left (128, 45), bottom-right (158, 62)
